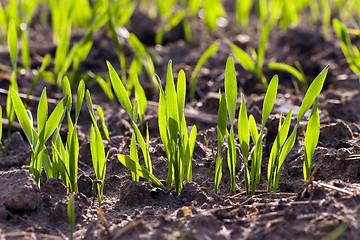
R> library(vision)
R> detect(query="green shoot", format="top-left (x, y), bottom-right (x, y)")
top-left (202, 0), bottom-right (226, 32)
top-left (128, 34), bottom-right (158, 92)
top-left (27, 54), bottom-right (51, 100)
top-left (67, 194), bottom-right (75, 240)
top-left (0, 4), bottom-right (6, 40)
top-left (250, 75), bottom-right (278, 194)
top-left (50, 78), bottom-right (85, 193)
top-left (249, 114), bottom-right (259, 143)
top-left (118, 155), bottom-right (165, 190)
top-left (229, 22), bottom-right (271, 88)
top-left (127, 58), bottom-right (142, 94)
top-left (85, 90), bottom-right (108, 202)
top-left (6, 72), bottom-right (18, 134)
top-left (11, 89), bottom-right (68, 186)
top-left (218, 56), bottom-right (328, 195)
top-left (214, 93), bottom-right (227, 194)
top-left (8, 20), bottom-right (17, 71)
top-left (54, 21), bottom-right (71, 86)
top-left (157, 61), bottom-right (197, 194)
top-left (235, 0), bottom-right (252, 27)
top-left (271, 65), bottom-right (329, 193)
top-left (130, 131), bottom-right (139, 182)
top-left (238, 94), bottom-right (250, 195)
top-left (97, 107), bottom-right (111, 144)
top-left (189, 43), bottom-right (219, 100)
top-left (180, 0), bottom-right (201, 43)
top-left (279, 1), bottom-right (298, 30)
top-left (108, 61), bottom-right (153, 175)
top-left (155, 0), bottom-right (180, 45)
top-left (134, 75), bottom-right (147, 132)
top-left (6, 20), bottom-right (18, 134)
top-left (320, 0), bottom-right (331, 36)
top-left (107, 3), bottom-right (127, 83)
top-left (268, 62), bottom-right (308, 90)
top-left (88, 71), bottom-right (115, 105)
top-left (267, 111), bottom-right (292, 194)
top-left (159, 10), bottom-right (185, 44)
top-left (224, 55), bottom-right (237, 192)
top-left (303, 97), bottom-right (320, 181)
top-left (20, 23), bottom-right (30, 69)
top-left (333, 19), bottom-right (360, 79)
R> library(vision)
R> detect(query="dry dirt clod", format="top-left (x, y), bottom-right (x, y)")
top-left (0, 169), bottom-right (40, 211)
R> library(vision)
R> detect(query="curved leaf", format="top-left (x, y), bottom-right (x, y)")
top-left (118, 155), bottom-right (165, 189)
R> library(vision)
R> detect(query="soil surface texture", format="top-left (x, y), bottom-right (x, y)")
top-left (0, 5), bottom-right (360, 240)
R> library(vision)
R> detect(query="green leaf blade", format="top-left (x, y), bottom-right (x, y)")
top-left (43, 95), bottom-right (68, 142)
top-left (297, 65), bottom-right (329, 123)
top-left (165, 60), bottom-right (179, 125)
top-left (75, 80), bottom-right (85, 124)
top-left (228, 43), bottom-right (255, 72)
top-left (268, 63), bottom-right (307, 89)
top-left (267, 110), bottom-right (292, 193)
top-left (217, 94), bottom-right (227, 144)
top-left (107, 61), bottom-right (133, 120)
top-left (118, 155), bottom-right (165, 190)
top-left (304, 98), bottom-right (320, 181)
top-left (262, 75), bottom-right (278, 128)
top-left (10, 90), bottom-right (33, 144)
top-left (62, 76), bottom-right (72, 112)
top-left (225, 55), bottom-right (237, 124)
top-left (238, 94), bottom-right (249, 159)
top-left (37, 88), bottom-right (48, 134)
top-left (8, 20), bottom-right (18, 69)
top-left (177, 70), bottom-right (186, 123)
top-left (190, 43), bottom-right (219, 99)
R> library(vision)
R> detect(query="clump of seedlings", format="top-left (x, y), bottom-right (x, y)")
top-left (333, 19), bottom-right (360, 80)
top-left (11, 88), bottom-right (68, 186)
top-left (11, 76), bottom-right (85, 194)
top-left (228, 22), bottom-right (271, 88)
top-left (157, 61), bottom-right (197, 194)
top-left (86, 90), bottom-right (109, 202)
top-left (215, 55), bottom-right (329, 195)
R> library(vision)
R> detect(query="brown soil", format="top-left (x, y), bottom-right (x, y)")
top-left (0, 7), bottom-right (360, 240)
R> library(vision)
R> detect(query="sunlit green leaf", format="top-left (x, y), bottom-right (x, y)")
top-left (8, 21), bottom-right (18, 69)
top-left (11, 90), bottom-right (33, 144)
top-left (97, 106), bottom-right (111, 144)
top-left (304, 98), bottom-right (320, 180)
top-left (249, 114), bottom-right (259, 143)
top-left (165, 60), bottom-right (179, 126)
top-left (262, 75), bottom-right (278, 128)
top-left (75, 80), bottom-right (85, 124)
top-left (238, 93), bottom-right (250, 194)
top-left (273, 125), bottom-right (298, 193)
top-left (37, 88), bottom-right (48, 134)
top-left (225, 55), bottom-right (237, 124)
top-left (268, 63), bottom-right (308, 89)
top-left (217, 94), bottom-right (227, 145)
top-left (130, 131), bottom-right (139, 181)
top-left (62, 76), bottom-right (72, 111)
top-left (118, 155), bottom-right (165, 189)
top-left (297, 65), bottom-right (329, 123)
top-left (267, 110), bottom-right (292, 193)
top-left (229, 43), bottom-right (255, 72)
top-left (177, 70), bottom-right (186, 123)
top-left (134, 76), bottom-right (147, 128)
top-left (190, 43), bottom-right (218, 100)
top-left (107, 61), bottom-right (133, 120)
